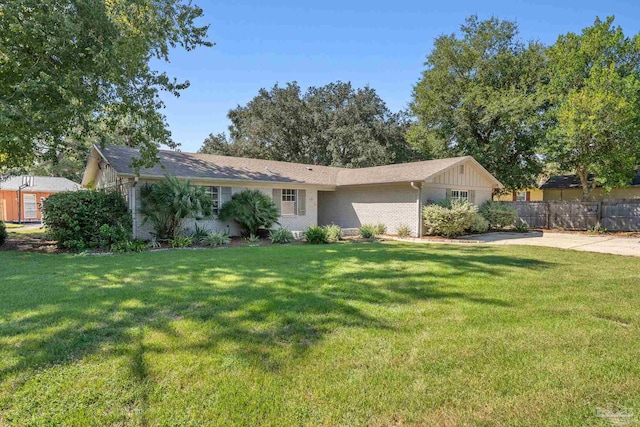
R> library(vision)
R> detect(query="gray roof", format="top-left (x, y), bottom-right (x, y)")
top-left (96, 144), bottom-right (499, 188)
top-left (0, 176), bottom-right (82, 192)
top-left (541, 170), bottom-right (640, 189)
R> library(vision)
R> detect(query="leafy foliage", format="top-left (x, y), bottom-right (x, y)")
top-left (372, 223), bottom-right (387, 235)
top-left (410, 16), bottom-right (548, 190)
top-left (358, 225), bottom-right (376, 239)
top-left (478, 201), bottom-right (517, 230)
top-left (0, 222), bottom-right (6, 246)
top-left (395, 224), bottom-right (412, 238)
top-left (304, 226), bottom-right (329, 244)
top-left (422, 200), bottom-right (477, 238)
top-left (469, 214), bottom-right (490, 234)
top-left (544, 17), bottom-right (640, 199)
top-left (0, 0), bottom-right (212, 169)
top-left (218, 190), bottom-right (279, 236)
top-left (323, 224), bottom-right (343, 242)
top-left (140, 177), bottom-right (214, 240)
top-left (199, 82), bottom-right (421, 167)
top-left (246, 234), bottom-right (261, 243)
top-left (169, 235), bottom-right (194, 248)
top-left (202, 230), bottom-right (231, 247)
top-left (513, 219), bottom-right (529, 233)
top-left (42, 190), bottom-right (131, 250)
top-left (111, 239), bottom-right (147, 253)
top-left (269, 228), bottom-right (294, 244)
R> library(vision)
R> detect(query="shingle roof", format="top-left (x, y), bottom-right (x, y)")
top-left (95, 145), bottom-right (499, 188)
top-left (541, 169), bottom-right (640, 189)
top-left (0, 176), bottom-right (82, 192)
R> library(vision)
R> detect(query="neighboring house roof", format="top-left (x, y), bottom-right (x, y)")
top-left (0, 176), bottom-right (82, 192)
top-left (541, 169), bottom-right (640, 189)
top-left (87, 144), bottom-right (503, 188)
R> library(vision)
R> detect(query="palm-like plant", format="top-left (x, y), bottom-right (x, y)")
top-left (218, 189), bottom-right (279, 236)
top-left (140, 176), bottom-right (214, 239)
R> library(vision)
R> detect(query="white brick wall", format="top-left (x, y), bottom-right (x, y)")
top-left (318, 183), bottom-right (421, 236)
top-left (131, 181), bottom-right (318, 240)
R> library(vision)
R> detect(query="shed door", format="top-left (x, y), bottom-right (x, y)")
top-left (0, 199), bottom-right (5, 221)
top-left (23, 194), bottom-right (37, 219)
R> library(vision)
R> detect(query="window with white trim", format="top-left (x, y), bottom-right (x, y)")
top-left (23, 194), bottom-right (37, 219)
top-left (450, 190), bottom-right (469, 202)
top-left (281, 189), bottom-right (297, 216)
top-left (515, 191), bottom-right (527, 201)
top-left (203, 186), bottom-right (232, 215)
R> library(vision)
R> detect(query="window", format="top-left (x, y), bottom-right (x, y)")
top-left (281, 189), bottom-right (297, 216)
top-left (515, 191), bottom-right (527, 201)
top-left (203, 186), bottom-right (232, 215)
top-left (450, 190), bottom-right (469, 202)
top-left (23, 194), bottom-right (37, 219)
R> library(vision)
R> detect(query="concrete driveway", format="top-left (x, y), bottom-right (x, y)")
top-left (462, 231), bottom-right (640, 257)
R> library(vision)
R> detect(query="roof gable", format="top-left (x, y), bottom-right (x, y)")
top-left (0, 176), bottom-right (82, 192)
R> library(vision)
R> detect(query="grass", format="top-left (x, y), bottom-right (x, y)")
top-left (0, 242), bottom-right (639, 426)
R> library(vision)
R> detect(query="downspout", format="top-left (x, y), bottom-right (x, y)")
top-left (410, 182), bottom-right (422, 237)
top-left (131, 177), bottom-right (138, 239)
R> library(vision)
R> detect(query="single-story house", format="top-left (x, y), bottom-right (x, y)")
top-left (82, 144), bottom-right (503, 238)
top-left (541, 170), bottom-right (640, 201)
top-left (494, 188), bottom-right (544, 202)
top-left (0, 176), bottom-right (82, 222)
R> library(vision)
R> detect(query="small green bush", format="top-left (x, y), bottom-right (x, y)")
top-left (423, 200), bottom-right (477, 238)
top-left (396, 224), bottom-right (411, 238)
top-left (218, 189), bottom-right (279, 236)
top-left (111, 240), bottom-right (147, 253)
top-left (324, 224), bottom-right (343, 242)
top-left (513, 218), bottom-right (529, 233)
top-left (358, 224), bottom-right (375, 239)
top-left (469, 214), bottom-right (489, 234)
top-left (170, 235), bottom-right (193, 248)
top-left (269, 227), bottom-right (294, 244)
top-left (246, 233), bottom-right (261, 243)
top-left (43, 190), bottom-right (131, 250)
top-left (202, 230), bottom-right (231, 246)
top-left (189, 223), bottom-right (210, 242)
top-left (372, 223), bottom-right (387, 235)
top-left (304, 226), bottom-right (328, 244)
top-left (478, 201), bottom-right (517, 230)
top-left (0, 222), bottom-right (6, 246)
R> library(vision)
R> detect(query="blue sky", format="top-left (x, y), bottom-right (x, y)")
top-left (157, 0), bottom-right (640, 152)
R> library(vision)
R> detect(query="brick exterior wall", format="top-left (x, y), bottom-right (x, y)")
top-left (318, 183), bottom-right (421, 236)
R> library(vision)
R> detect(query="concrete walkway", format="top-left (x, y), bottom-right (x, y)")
top-left (460, 231), bottom-right (640, 257)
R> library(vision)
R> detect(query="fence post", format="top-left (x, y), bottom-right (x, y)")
top-left (545, 202), bottom-right (550, 229)
top-left (597, 200), bottom-right (603, 226)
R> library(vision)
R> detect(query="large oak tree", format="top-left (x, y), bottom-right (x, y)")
top-left (0, 0), bottom-right (212, 170)
top-left (410, 16), bottom-right (549, 191)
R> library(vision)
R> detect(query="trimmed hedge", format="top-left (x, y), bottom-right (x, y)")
top-left (422, 200), bottom-right (477, 238)
top-left (0, 222), bottom-right (6, 246)
top-left (43, 190), bottom-right (131, 250)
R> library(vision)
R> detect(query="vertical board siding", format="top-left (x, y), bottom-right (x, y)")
top-left (431, 161), bottom-right (492, 188)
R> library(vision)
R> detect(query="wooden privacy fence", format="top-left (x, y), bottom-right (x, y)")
top-left (506, 199), bottom-right (640, 231)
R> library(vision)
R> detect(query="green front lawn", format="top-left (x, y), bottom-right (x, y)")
top-left (1, 243), bottom-right (639, 426)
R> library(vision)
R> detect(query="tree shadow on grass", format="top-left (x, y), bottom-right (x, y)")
top-left (0, 243), bottom-right (551, 417)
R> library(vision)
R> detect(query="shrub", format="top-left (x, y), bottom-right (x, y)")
top-left (469, 214), bottom-right (489, 234)
top-left (169, 235), bottom-right (193, 248)
top-left (372, 223), bottom-right (387, 235)
top-left (396, 224), bottom-right (411, 238)
top-left (359, 224), bottom-right (375, 239)
top-left (111, 239), bottom-right (147, 253)
top-left (269, 227), bottom-right (293, 244)
top-left (140, 177), bottom-right (214, 240)
top-left (0, 222), bottom-right (6, 246)
top-left (189, 223), bottom-right (210, 242)
top-left (43, 190), bottom-right (131, 250)
top-left (422, 200), bottom-right (477, 238)
top-left (202, 230), bottom-right (231, 246)
top-left (246, 233), bottom-right (261, 243)
top-left (514, 218), bottom-right (529, 233)
top-left (218, 189), bottom-right (279, 236)
top-left (478, 201), bottom-right (517, 230)
top-left (304, 226), bottom-right (328, 244)
top-left (324, 224), bottom-right (343, 242)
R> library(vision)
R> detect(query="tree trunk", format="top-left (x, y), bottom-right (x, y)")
top-left (577, 167), bottom-right (593, 200)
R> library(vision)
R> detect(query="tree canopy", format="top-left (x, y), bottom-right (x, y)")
top-left (410, 16), bottom-right (549, 191)
top-left (544, 17), bottom-right (640, 199)
top-left (0, 0), bottom-right (212, 170)
top-left (199, 81), bottom-right (421, 168)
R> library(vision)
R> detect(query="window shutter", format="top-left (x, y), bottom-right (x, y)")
top-left (512, 192), bottom-right (517, 202)
top-left (297, 190), bottom-right (306, 216)
top-left (446, 188), bottom-right (452, 200)
top-left (525, 191), bottom-right (531, 202)
top-left (272, 189), bottom-right (282, 215)
top-left (469, 190), bottom-right (476, 204)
